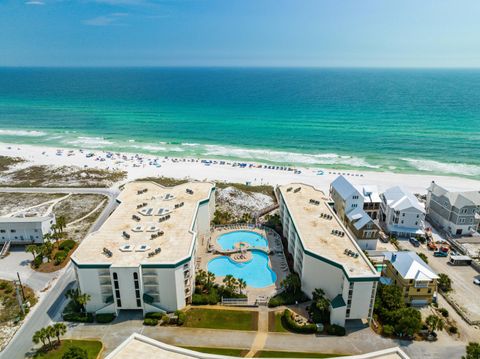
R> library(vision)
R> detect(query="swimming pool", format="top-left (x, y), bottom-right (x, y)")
top-left (217, 230), bottom-right (268, 250)
top-left (207, 250), bottom-right (277, 288)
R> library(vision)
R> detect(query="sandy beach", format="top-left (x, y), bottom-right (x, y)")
top-left (0, 142), bottom-right (479, 194)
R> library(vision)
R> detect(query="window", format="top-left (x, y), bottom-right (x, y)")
top-left (0, 230), bottom-right (5, 233)
top-left (10, 229), bottom-right (16, 233)
top-left (416, 214), bottom-right (419, 218)
top-left (402, 213), bottom-right (405, 217)
top-left (415, 222), bottom-right (418, 226)
top-left (417, 288), bottom-right (420, 292)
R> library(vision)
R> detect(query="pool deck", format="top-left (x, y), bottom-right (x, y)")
top-left (196, 226), bottom-right (288, 301)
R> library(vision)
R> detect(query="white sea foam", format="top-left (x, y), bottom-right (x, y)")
top-left (130, 144), bottom-right (186, 153)
top-left (65, 136), bottom-right (114, 148)
top-left (201, 144), bottom-right (379, 168)
top-left (402, 158), bottom-right (480, 177)
top-left (0, 129), bottom-right (47, 137)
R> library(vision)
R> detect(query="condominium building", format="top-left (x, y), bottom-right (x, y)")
top-left (329, 176), bottom-right (380, 250)
top-left (380, 186), bottom-right (425, 238)
top-left (277, 184), bottom-right (379, 327)
top-left (71, 181), bottom-right (215, 315)
top-left (426, 181), bottom-right (480, 236)
top-left (382, 251), bottom-right (437, 306)
top-left (0, 213), bottom-right (55, 244)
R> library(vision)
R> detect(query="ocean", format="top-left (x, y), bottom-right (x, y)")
top-left (0, 67), bottom-right (479, 178)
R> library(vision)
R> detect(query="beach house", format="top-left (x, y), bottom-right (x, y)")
top-left (380, 186), bottom-right (425, 238)
top-left (426, 181), bottom-right (480, 236)
top-left (277, 183), bottom-right (379, 327)
top-left (329, 176), bottom-right (381, 250)
top-left (71, 181), bottom-right (215, 315)
top-left (382, 251), bottom-right (438, 305)
top-left (0, 213), bottom-right (55, 244)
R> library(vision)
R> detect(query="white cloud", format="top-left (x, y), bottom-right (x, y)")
top-left (83, 12), bottom-right (128, 26)
top-left (25, 1), bottom-right (45, 5)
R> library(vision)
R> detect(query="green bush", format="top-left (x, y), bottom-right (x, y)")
top-left (0, 282), bottom-right (7, 290)
top-left (33, 255), bottom-right (43, 268)
top-left (439, 308), bottom-right (449, 317)
top-left (63, 312), bottom-right (94, 323)
top-left (383, 325), bottom-right (394, 336)
top-left (268, 291), bottom-right (309, 308)
top-left (281, 310), bottom-right (317, 334)
top-left (62, 346), bottom-right (88, 359)
top-left (145, 312), bottom-right (164, 319)
top-left (59, 239), bottom-right (76, 251)
top-left (326, 324), bottom-right (346, 336)
top-left (448, 326), bottom-right (458, 334)
top-left (175, 310), bottom-right (186, 326)
top-left (161, 315), bottom-right (170, 325)
top-left (192, 291), bottom-right (219, 305)
top-left (96, 313), bottom-right (116, 323)
top-left (54, 250), bottom-right (68, 265)
top-left (143, 318), bottom-right (158, 326)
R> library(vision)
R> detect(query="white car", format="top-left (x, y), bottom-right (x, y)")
top-left (474, 278), bottom-right (480, 286)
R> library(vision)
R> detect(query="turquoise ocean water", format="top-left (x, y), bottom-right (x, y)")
top-left (0, 68), bottom-right (479, 178)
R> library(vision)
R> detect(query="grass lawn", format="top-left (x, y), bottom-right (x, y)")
top-left (183, 308), bottom-right (258, 331)
top-left (181, 346), bottom-right (249, 357)
top-left (254, 350), bottom-right (345, 358)
top-left (33, 339), bottom-right (102, 358)
top-left (268, 312), bottom-right (288, 333)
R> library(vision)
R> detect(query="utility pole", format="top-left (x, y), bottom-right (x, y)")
top-left (14, 280), bottom-right (25, 316)
top-left (17, 272), bottom-right (26, 301)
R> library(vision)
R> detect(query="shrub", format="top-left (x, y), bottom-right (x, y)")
top-left (175, 310), bottom-right (186, 326)
top-left (62, 346), bottom-right (88, 359)
top-left (145, 312), bottom-right (164, 319)
top-left (59, 239), bottom-right (76, 251)
top-left (1, 282), bottom-right (14, 293)
top-left (382, 324), bottom-right (394, 336)
top-left (161, 315), bottom-right (170, 325)
top-left (96, 313), bottom-right (116, 323)
top-left (439, 308), bottom-right (449, 317)
top-left (33, 255), bottom-right (43, 268)
top-left (0, 281), bottom-right (7, 290)
top-left (282, 309), bottom-right (317, 334)
top-left (192, 291), bottom-right (219, 305)
top-left (143, 318), bottom-right (158, 326)
top-left (448, 326), bottom-right (458, 334)
top-left (63, 312), bottom-right (94, 323)
top-left (54, 250), bottom-right (68, 265)
top-left (268, 291), bottom-right (309, 308)
top-left (326, 324), bottom-right (346, 336)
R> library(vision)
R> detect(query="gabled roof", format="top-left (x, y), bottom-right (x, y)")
top-left (356, 185), bottom-right (381, 203)
top-left (331, 175), bottom-right (361, 200)
top-left (346, 207), bottom-right (375, 230)
top-left (383, 251), bottom-right (438, 281)
top-left (382, 186), bottom-right (425, 213)
top-left (428, 182), bottom-right (480, 208)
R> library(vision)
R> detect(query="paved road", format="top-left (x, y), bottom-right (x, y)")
top-left (0, 187), bottom-right (120, 359)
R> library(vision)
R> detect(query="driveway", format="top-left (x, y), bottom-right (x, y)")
top-left (0, 247), bottom-right (56, 292)
top-left (398, 238), bottom-right (480, 323)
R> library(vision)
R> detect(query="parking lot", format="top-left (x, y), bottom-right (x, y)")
top-left (398, 238), bottom-right (480, 323)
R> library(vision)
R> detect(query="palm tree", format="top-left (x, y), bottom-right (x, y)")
top-left (206, 271), bottom-right (216, 289)
top-left (77, 292), bottom-right (91, 315)
top-left (425, 314), bottom-right (444, 334)
top-left (53, 323), bottom-right (67, 345)
top-left (196, 269), bottom-right (207, 287)
top-left (223, 274), bottom-right (236, 293)
top-left (43, 327), bottom-right (53, 349)
top-left (26, 244), bottom-right (38, 261)
top-left (40, 241), bottom-right (53, 262)
top-left (32, 329), bottom-right (47, 348)
top-left (280, 273), bottom-right (301, 295)
top-left (56, 215), bottom-right (67, 234)
top-left (237, 278), bottom-right (247, 295)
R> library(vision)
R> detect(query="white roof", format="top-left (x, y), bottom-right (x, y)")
top-left (383, 251), bottom-right (438, 280)
top-left (347, 207), bottom-right (374, 230)
top-left (382, 186), bottom-right (425, 213)
top-left (428, 182), bottom-right (480, 208)
top-left (331, 175), bottom-right (361, 200)
top-left (357, 185), bottom-right (381, 203)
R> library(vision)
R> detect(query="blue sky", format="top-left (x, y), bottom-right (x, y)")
top-left (1, 0), bottom-right (480, 67)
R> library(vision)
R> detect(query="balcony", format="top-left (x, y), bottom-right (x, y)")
top-left (143, 271), bottom-right (157, 278)
top-left (104, 295), bottom-right (114, 304)
top-left (143, 293), bottom-right (154, 304)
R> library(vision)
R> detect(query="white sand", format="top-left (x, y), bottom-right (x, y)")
top-left (1, 142), bottom-right (479, 194)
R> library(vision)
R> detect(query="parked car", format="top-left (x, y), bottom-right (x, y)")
top-left (433, 250), bottom-right (448, 257)
top-left (473, 278), bottom-right (480, 286)
top-left (427, 241), bottom-right (437, 251)
top-left (409, 237), bottom-right (420, 247)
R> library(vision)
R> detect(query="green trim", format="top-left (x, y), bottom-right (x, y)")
top-left (331, 294), bottom-right (346, 309)
top-left (279, 191), bottom-right (379, 283)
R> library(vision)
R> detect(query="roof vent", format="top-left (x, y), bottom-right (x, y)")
top-left (174, 202), bottom-right (185, 209)
top-left (159, 214), bottom-right (171, 223)
top-left (132, 225), bottom-right (143, 232)
top-left (286, 187), bottom-right (293, 192)
top-left (293, 187), bottom-right (301, 193)
top-left (135, 244), bottom-right (150, 252)
top-left (147, 247), bottom-right (162, 257)
top-left (120, 244), bottom-right (134, 252)
top-left (122, 231), bottom-right (131, 239)
top-left (309, 199), bottom-right (320, 205)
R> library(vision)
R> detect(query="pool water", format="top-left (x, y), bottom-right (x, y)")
top-left (207, 250), bottom-right (277, 288)
top-left (217, 230), bottom-right (268, 250)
